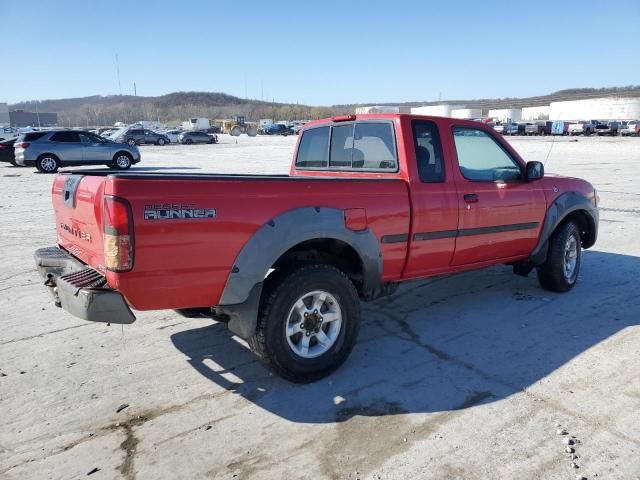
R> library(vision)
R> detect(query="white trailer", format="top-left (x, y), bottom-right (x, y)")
top-left (451, 108), bottom-right (482, 119)
top-left (182, 118), bottom-right (210, 131)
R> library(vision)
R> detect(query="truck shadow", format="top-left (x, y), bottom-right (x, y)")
top-left (170, 250), bottom-right (639, 423)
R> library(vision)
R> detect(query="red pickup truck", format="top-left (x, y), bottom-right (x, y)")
top-left (35, 114), bottom-right (598, 382)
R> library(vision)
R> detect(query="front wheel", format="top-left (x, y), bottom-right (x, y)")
top-left (157, 138), bottom-right (166, 146)
top-left (537, 221), bottom-right (581, 292)
top-left (248, 265), bottom-right (360, 383)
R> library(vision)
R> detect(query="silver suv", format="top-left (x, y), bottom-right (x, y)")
top-left (14, 130), bottom-right (141, 173)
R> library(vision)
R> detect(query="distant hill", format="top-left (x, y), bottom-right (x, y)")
top-left (344, 86), bottom-right (640, 113)
top-left (9, 92), bottom-right (341, 127)
top-left (10, 86), bottom-right (640, 126)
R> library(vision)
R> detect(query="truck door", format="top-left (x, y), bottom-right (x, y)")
top-left (403, 119), bottom-right (459, 277)
top-left (449, 126), bottom-right (546, 266)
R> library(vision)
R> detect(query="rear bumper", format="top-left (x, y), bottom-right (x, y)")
top-left (34, 246), bottom-right (136, 324)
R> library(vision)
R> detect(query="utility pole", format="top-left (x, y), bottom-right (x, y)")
top-left (115, 54), bottom-right (122, 95)
top-left (134, 82), bottom-right (137, 96)
top-left (35, 102), bottom-right (41, 128)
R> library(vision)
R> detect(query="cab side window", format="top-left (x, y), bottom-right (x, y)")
top-left (412, 120), bottom-right (445, 183)
top-left (452, 127), bottom-right (522, 182)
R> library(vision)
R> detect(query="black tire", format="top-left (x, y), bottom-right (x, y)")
top-left (185, 138), bottom-right (193, 145)
top-left (248, 265), bottom-right (360, 383)
top-left (127, 138), bottom-right (136, 147)
top-left (35, 154), bottom-right (60, 173)
top-left (537, 221), bottom-right (581, 292)
top-left (157, 138), bottom-right (166, 146)
top-left (112, 152), bottom-right (132, 169)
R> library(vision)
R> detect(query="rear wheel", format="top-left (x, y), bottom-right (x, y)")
top-left (36, 154), bottom-right (60, 173)
top-left (112, 152), bottom-right (132, 169)
top-left (127, 138), bottom-right (136, 147)
top-left (537, 221), bottom-right (581, 292)
top-left (248, 265), bottom-right (360, 383)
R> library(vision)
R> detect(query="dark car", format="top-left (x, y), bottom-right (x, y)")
top-left (0, 138), bottom-right (18, 166)
top-left (594, 121), bottom-right (620, 136)
top-left (115, 128), bottom-right (170, 146)
top-left (263, 123), bottom-right (291, 136)
top-left (525, 121), bottom-right (553, 136)
top-left (178, 131), bottom-right (218, 144)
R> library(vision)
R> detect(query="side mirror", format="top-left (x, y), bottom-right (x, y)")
top-left (526, 161), bottom-right (544, 181)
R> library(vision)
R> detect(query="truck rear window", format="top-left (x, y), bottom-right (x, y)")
top-left (296, 121), bottom-right (397, 171)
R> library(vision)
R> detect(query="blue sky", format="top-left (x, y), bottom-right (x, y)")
top-left (2, 0), bottom-right (638, 105)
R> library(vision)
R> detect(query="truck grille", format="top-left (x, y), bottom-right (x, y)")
top-left (59, 268), bottom-right (108, 289)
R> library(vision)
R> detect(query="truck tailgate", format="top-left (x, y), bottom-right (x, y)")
top-left (52, 174), bottom-right (107, 271)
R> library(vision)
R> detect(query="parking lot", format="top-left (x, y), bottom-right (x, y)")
top-left (1, 134), bottom-right (639, 479)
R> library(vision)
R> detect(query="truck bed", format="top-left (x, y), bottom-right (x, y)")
top-left (52, 171), bottom-right (410, 311)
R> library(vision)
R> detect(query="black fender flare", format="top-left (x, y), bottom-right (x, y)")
top-left (217, 207), bottom-right (383, 338)
top-left (529, 191), bottom-right (598, 264)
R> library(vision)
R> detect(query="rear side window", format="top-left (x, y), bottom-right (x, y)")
top-left (296, 126), bottom-right (330, 168)
top-left (296, 122), bottom-right (397, 171)
top-left (50, 132), bottom-right (79, 143)
top-left (412, 120), bottom-right (445, 182)
top-left (23, 132), bottom-right (47, 142)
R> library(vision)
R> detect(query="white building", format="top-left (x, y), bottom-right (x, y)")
top-left (488, 108), bottom-right (522, 122)
top-left (549, 97), bottom-right (640, 121)
top-left (451, 108), bottom-right (482, 119)
top-left (0, 103), bottom-right (9, 126)
top-left (521, 106), bottom-right (550, 121)
top-left (410, 105), bottom-right (463, 117)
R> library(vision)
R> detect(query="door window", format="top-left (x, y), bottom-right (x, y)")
top-left (412, 120), bottom-right (445, 182)
top-left (452, 127), bottom-right (522, 182)
top-left (50, 131), bottom-right (80, 143)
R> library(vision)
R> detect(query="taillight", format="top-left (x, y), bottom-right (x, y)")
top-left (17, 142), bottom-right (30, 148)
top-left (103, 195), bottom-right (134, 272)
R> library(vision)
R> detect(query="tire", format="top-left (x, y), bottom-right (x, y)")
top-left (537, 221), bottom-right (581, 292)
top-left (112, 152), bottom-right (132, 169)
top-left (157, 138), bottom-right (166, 146)
top-left (185, 138), bottom-right (193, 145)
top-left (248, 265), bottom-right (360, 383)
top-left (127, 138), bottom-right (136, 147)
top-left (35, 154), bottom-right (60, 173)
top-left (230, 125), bottom-right (241, 136)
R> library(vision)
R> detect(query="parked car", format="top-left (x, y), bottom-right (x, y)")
top-left (263, 123), bottom-right (291, 135)
top-left (620, 120), bottom-right (639, 136)
top-left (497, 122), bottom-right (520, 135)
top-left (594, 121), bottom-right (620, 136)
top-left (163, 129), bottom-right (182, 143)
top-left (0, 127), bottom-right (18, 141)
top-left (178, 131), bottom-right (218, 144)
top-left (551, 121), bottom-right (569, 136)
top-left (116, 128), bottom-right (170, 146)
top-left (0, 138), bottom-right (18, 166)
top-left (567, 121), bottom-right (597, 136)
top-left (14, 130), bottom-right (141, 173)
top-left (34, 114), bottom-right (598, 382)
top-left (524, 121), bottom-right (553, 136)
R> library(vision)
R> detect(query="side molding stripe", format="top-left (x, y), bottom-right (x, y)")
top-left (381, 234), bottom-right (409, 244)
top-left (413, 222), bottom-right (539, 241)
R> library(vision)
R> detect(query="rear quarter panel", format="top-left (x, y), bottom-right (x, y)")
top-left (105, 177), bottom-right (410, 310)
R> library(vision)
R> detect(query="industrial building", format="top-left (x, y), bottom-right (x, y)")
top-left (451, 108), bottom-right (482, 119)
top-left (0, 103), bottom-right (9, 126)
top-left (549, 97), bottom-right (640, 121)
top-left (410, 105), bottom-right (465, 117)
top-left (9, 109), bottom-right (58, 127)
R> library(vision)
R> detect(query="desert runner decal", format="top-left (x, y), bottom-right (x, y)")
top-left (144, 203), bottom-right (217, 220)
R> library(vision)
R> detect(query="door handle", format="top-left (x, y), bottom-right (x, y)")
top-left (463, 194), bottom-right (478, 203)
